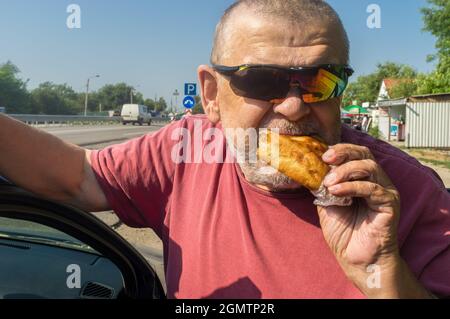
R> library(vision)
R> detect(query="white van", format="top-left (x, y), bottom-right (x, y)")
top-left (120, 104), bottom-right (152, 126)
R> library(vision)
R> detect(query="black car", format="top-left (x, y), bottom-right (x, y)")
top-left (0, 177), bottom-right (165, 299)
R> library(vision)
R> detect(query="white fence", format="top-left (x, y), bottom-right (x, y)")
top-left (406, 102), bottom-right (450, 148)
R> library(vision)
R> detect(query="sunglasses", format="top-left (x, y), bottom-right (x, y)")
top-left (212, 63), bottom-right (354, 104)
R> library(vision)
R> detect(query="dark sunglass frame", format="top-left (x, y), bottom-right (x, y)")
top-left (211, 63), bottom-right (354, 102)
top-left (211, 63), bottom-right (354, 78)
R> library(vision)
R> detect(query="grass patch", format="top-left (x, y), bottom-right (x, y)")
top-left (416, 157), bottom-right (450, 170)
top-left (391, 143), bottom-right (450, 166)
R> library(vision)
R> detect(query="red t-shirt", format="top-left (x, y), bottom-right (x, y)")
top-left (90, 115), bottom-right (450, 299)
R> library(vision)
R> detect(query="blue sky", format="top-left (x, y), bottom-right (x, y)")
top-left (0, 0), bottom-right (438, 109)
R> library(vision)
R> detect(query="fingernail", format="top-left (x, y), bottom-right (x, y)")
top-left (324, 173), bottom-right (337, 186)
top-left (323, 149), bottom-right (335, 161)
top-left (328, 184), bottom-right (341, 193)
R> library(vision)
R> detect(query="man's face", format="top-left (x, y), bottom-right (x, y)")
top-left (215, 15), bottom-right (345, 191)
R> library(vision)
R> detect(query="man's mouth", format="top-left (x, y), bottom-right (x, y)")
top-left (276, 130), bottom-right (321, 140)
top-left (256, 129), bottom-right (323, 148)
top-left (278, 131), bottom-right (317, 137)
top-left (258, 128), bottom-right (315, 136)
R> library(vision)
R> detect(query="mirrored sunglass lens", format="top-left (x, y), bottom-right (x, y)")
top-left (226, 66), bottom-right (348, 102)
top-left (230, 68), bottom-right (290, 100)
top-left (298, 68), bottom-right (345, 103)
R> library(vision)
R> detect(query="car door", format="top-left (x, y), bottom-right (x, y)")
top-left (0, 178), bottom-right (165, 299)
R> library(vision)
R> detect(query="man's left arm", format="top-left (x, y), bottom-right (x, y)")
top-left (350, 250), bottom-right (436, 298)
top-left (317, 144), bottom-right (449, 299)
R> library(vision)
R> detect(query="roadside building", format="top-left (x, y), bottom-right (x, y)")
top-left (376, 93), bottom-right (450, 148)
top-left (378, 78), bottom-right (411, 101)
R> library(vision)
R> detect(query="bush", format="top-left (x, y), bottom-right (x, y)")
top-left (368, 126), bottom-right (381, 139)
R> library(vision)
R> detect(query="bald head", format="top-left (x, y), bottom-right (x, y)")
top-left (211, 0), bottom-right (350, 65)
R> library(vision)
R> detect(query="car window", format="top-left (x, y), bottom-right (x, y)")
top-left (0, 215), bottom-right (127, 299)
top-left (0, 217), bottom-right (98, 254)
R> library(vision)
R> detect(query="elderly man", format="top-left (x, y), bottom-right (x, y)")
top-left (0, 0), bottom-right (449, 299)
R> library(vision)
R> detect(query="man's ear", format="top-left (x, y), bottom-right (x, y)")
top-left (198, 65), bottom-right (220, 124)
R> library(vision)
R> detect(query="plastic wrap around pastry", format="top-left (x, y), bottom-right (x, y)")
top-left (257, 131), bottom-right (330, 191)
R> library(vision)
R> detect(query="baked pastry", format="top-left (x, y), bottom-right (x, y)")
top-left (257, 131), bottom-right (330, 191)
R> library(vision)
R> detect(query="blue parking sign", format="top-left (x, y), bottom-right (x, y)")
top-left (184, 83), bottom-right (197, 96)
top-left (183, 96), bottom-right (195, 109)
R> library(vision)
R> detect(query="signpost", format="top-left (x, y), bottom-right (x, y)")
top-left (184, 83), bottom-right (197, 111)
top-left (184, 83), bottom-right (197, 96)
top-left (183, 96), bottom-right (195, 109)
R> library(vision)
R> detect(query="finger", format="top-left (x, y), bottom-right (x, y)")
top-left (323, 159), bottom-right (378, 187)
top-left (322, 144), bottom-right (374, 166)
top-left (328, 181), bottom-right (399, 208)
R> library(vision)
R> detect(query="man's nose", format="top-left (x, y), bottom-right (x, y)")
top-left (271, 87), bottom-right (311, 122)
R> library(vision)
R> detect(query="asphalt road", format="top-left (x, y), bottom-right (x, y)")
top-left (41, 124), bottom-right (163, 147)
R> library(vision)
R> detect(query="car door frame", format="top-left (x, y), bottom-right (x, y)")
top-left (0, 181), bottom-right (165, 299)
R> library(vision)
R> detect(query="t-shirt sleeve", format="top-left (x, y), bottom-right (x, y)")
top-left (408, 187), bottom-right (450, 298)
top-left (395, 168), bottom-right (450, 298)
top-left (89, 121), bottom-right (183, 236)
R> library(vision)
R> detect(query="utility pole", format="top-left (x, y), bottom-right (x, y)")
top-left (173, 89), bottom-right (180, 113)
top-left (84, 74), bottom-right (100, 116)
top-left (130, 85), bottom-right (140, 104)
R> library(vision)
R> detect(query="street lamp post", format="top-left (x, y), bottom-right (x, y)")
top-left (130, 85), bottom-right (140, 104)
top-left (84, 75), bottom-right (100, 116)
top-left (173, 89), bottom-right (180, 113)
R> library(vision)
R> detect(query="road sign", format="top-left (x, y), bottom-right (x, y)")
top-left (183, 96), bottom-right (195, 109)
top-left (184, 83), bottom-right (197, 96)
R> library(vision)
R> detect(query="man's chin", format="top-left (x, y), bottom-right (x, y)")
top-left (241, 163), bottom-right (304, 192)
top-left (255, 180), bottom-right (304, 192)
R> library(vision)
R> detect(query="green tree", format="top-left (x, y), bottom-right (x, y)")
top-left (421, 0), bottom-right (450, 72)
top-left (416, 71), bottom-right (450, 94)
top-left (0, 61), bottom-right (31, 113)
top-left (388, 80), bottom-right (419, 99)
top-left (144, 98), bottom-right (156, 111)
top-left (77, 91), bottom-right (102, 114)
top-left (342, 62), bottom-right (417, 106)
top-left (419, 0), bottom-right (450, 93)
top-left (154, 97), bottom-right (167, 113)
top-left (132, 91), bottom-right (145, 105)
top-left (31, 82), bottom-right (79, 115)
top-left (192, 95), bottom-right (204, 114)
top-left (96, 83), bottom-right (135, 110)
